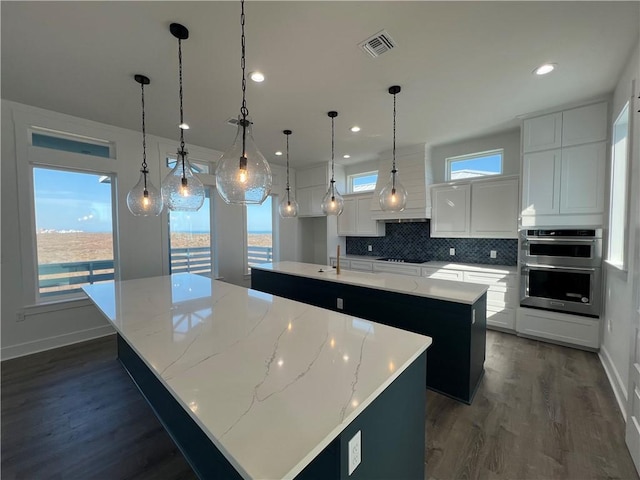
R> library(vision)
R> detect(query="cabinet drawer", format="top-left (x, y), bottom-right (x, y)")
top-left (486, 288), bottom-right (518, 307)
top-left (463, 271), bottom-right (516, 288)
top-left (516, 307), bottom-right (600, 349)
top-left (349, 260), bottom-right (373, 272)
top-left (373, 263), bottom-right (422, 277)
top-left (329, 258), bottom-right (350, 269)
top-left (487, 306), bottom-right (516, 331)
top-left (422, 267), bottom-right (464, 281)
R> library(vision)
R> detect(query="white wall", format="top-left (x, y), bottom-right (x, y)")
top-left (600, 41), bottom-right (640, 416)
top-left (430, 129), bottom-right (521, 183)
top-left (1, 100), bottom-right (301, 359)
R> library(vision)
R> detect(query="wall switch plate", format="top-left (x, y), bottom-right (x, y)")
top-left (490, 250), bottom-right (497, 259)
top-left (348, 430), bottom-right (361, 475)
top-left (367, 245), bottom-right (372, 252)
top-left (449, 248), bottom-right (455, 256)
top-left (337, 298), bottom-right (344, 310)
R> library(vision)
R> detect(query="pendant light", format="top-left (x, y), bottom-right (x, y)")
top-left (321, 111), bottom-right (344, 216)
top-left (379, 85), bottom-right (408, 212)
top-left (161, 23), bottom-right (205, 212)
top-left (279, 130), bottom-right (299, 218)
top-left (215, 0), bottom-right (272, 205)
top-left (127, 74), bottom-right (164, 216)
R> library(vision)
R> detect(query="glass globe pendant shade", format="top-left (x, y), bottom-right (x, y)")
top-left (162, 150), bottom-right (205, 211)
top-left (127, 171), bottom-right (164, 216)
top-left (279, 194), bottom-right (299, 218)
top-left (321, 182), bottom-right (344, 216)
top-left (379, 171), bottom-right (408, 212)
top-left (216, 118), bottom-right (272, 205)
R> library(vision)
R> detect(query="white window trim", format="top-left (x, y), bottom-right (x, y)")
top-left (445, 148), bottom-right (504, 181)
top-left (606, 100), bottom-right (631, 272)
top-left (348, 170), bottom-right (378, 193)
top-left (14, 108), bottom-right (121, 306)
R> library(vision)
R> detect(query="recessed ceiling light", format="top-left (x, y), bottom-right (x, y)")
top-left (350, 126), bottom-right (361, 132)
top-left (249, 71), bottom-right (265, 82)
top-left (179, 122), bottom-right (190, 130)
top-left (534, 63), bottom-right (556, 75)
top-left (343, 154), bottom-right (351, 159)
top-left (275, 151), bottom-right (283, 156)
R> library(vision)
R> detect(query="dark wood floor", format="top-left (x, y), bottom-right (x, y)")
top-left (2, 331), bottom-right (638, 480)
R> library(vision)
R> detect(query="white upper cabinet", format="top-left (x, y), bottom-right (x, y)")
top-left (338, 193), bottom-right (385, 237)
top-left (431, 176), bottom-right (519, 238)
top-left (431, 184), bottom-right (471, 237)
top-left (296, 163), bottom-right (345, 217)
top-left (470, 177), bottom-right (519, 238)
top-left (561, 102), bottom-right (608, 147)
top-left (297, 185), bottom-right (326, 217)
top-left (520, 101), bottom-right (608, 227)
top-left (560, 142), bottom-right (607, 214)
top-left (521, 149), bottom-right (561, 215)
top-left (522, 112), bottom-right (562, 153)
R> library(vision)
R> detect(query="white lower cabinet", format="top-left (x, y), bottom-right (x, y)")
top-left (373, 262), bottom-right (422, 277)
top-left (516, 307), bottom-right (600, 349)
top-left (423, 265), bottom-right (517, 332)
top-left (349, 259), bottom-right (374, 272)
top-left (329, 257), bottom-right (350, 270)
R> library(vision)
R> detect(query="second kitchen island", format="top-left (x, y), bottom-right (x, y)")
top-left (252, 261), bottom-right (488, 404)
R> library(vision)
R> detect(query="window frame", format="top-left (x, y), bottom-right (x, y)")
top-left (348, 171), bottom-right (378, 193)
top-left (606, 101), bottom-right (631, 271)
top-left (244, 194), bottom-right (276, 275)
top-left (445, 148), bottom-right (504, 181)
top-left (31, 165), bottom-right (118, 302)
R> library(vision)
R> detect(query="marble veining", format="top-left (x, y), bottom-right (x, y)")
top-left (83, 274), bottom-right (431, 480)
top-left (253, 261), bottom-right (488, 305)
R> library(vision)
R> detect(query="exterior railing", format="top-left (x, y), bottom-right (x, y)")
top-left (38, 244), bottom-right (273, 297)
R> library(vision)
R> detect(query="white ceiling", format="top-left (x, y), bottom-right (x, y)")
top-left (2, 1), bottom-right (638, 168)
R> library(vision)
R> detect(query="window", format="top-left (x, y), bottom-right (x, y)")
top-left (166, 156), bottom-right (210, 174)
top-left (607, 102), bottom-right (630, 269)
top-left (31, 129), bottom-right (114, 158)
top-left (446, 149), bottom-right (503, 181)
top-left (246, 196), bottom-right (273, 271)
top-left (32, 167), bottom-right (115, 299)
top-left (348, 171), bottom-right (378, 193)
top-left (169, 188), bottom-right (214, 276)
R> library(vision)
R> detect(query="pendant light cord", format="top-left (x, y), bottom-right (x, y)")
top-left (178, 37), bottom-right (187, 179)
top-left (330, 116), bottom-right (336, 198)
top-left (240, 0), bottom-right (248, 164)
top-left (285, 133), bottom-right (291, 202)
top-left (140, 81), bottom-right (148, 191)
top-left (392, 90), bottom-right (397, 190)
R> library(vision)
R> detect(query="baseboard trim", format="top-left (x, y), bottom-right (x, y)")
top-left (599, 344), bottom-right (629, 422)
top-left (1, 324), bottom-right (115, 361)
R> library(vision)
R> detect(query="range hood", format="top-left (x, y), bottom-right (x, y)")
top-left (370, 143), bottom-right (433, 220)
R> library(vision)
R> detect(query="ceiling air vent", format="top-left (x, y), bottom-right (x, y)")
top-left (359, 30), bottom-right (396, 58)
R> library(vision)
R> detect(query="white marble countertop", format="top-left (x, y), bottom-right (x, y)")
top-left (253, 261), bottom-right (488, 305)
top-left (332, 255), bottom-right (517, 274)
top-left (83, 274), bottom-right (431, 480)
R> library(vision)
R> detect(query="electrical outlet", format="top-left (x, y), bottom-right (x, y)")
top-left (16, 311), bottom-right (25, 322)
top-left (348, 430), bottom-right (361, 475)
top-left (449, 248), bottom-right (455, 256)
top-left (490, 250), bottom-right (497, 259)
top-left (337, 298), bottom-right (344, 310)
top-left (367, 245), bottom-right (372, 252)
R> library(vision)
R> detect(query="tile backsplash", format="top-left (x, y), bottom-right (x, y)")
top-left (345, 221), bottom-right (518, 266)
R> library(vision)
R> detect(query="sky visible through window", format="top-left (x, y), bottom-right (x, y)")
top-left (450, 153), bottom-right (502, 179)
top-left (352, 173), bottom-right (377, 192)
top-left (33, 168), bottom-right (113, 232)
top-left (247, 196), bottom-right (272, 233)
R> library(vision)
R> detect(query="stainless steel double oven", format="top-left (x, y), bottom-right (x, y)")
top-left (520, 229), bottom-right (602, 317)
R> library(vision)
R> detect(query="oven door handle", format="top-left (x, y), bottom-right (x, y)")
top-left (523, 264), bottom-right (596, 272)
top-left (523, 237), bottom-right (597, 243)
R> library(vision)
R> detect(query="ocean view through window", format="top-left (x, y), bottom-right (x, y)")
top-left (169, 188), bottom-right (214, 276)
top-left (246, 196), bottom-right (273, 270)
top-left (33, 167), bottom-right (115, 299)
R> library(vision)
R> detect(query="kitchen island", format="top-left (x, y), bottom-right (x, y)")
top-left (83, 273), bottom-right (432, 479)
top-left (251, 261), bottom-right (488, 404)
